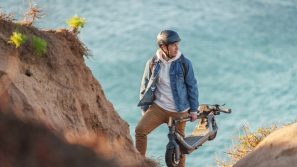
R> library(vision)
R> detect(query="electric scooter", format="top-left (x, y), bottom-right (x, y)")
top-left (165, 104), bottom-right (231, 167)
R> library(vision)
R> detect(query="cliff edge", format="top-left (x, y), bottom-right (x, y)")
top-left (0, 19), bottom-right (154, 166)
top-left (235, 122), bottom-right (297, 167)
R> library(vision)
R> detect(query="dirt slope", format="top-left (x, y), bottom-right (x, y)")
top-left (0, 19), bottom-right (155, 167)
top-left (0, 112), bottom-right (118, 167)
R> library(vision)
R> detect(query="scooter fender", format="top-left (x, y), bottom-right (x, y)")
top-left (166, 140), bottom-right (181, 161)
top-left (166, 133), bottom-right (178, 149)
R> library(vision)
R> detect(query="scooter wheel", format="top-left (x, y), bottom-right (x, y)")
top-left (208, 131), bottom-right (217, 141)
top-left (165, 148), bottom-right (180, 167)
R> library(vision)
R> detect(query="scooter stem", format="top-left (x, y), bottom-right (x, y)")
top-left (168, 116), bottom-right (173, 127)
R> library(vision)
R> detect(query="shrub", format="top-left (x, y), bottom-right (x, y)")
top-left (216, 125), bottom-right (278, 167)
top-left (8, 32), bottom-right (28, 48)
top-left (32, 35), bottom-right (47, 56)
top-left (21, 0), bottom-right (44, 26)
top-left (66, 15), bottom-right (85, 33)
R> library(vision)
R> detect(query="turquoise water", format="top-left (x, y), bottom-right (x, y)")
top-left (2, 0), bottom-right (297, 166)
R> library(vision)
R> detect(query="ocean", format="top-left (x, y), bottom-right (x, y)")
top-left (2, 0), bottom-right (297, 166)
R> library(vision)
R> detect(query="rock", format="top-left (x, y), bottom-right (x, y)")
top-left (0, 112), bottom-right (117, 167)
top-left (234, 123), bottom-right (297, 167)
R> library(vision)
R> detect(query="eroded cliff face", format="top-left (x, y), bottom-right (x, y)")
top-left (0, 19), bottom-right (155, 167)
top-left (235, 123), bottom-right (297, 167)
top-left (0, 112), bottom-right (117, 167)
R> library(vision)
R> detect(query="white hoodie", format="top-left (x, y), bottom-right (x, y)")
top-left (154, 50), bottom-right (183, 112)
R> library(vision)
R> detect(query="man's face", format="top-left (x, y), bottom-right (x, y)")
top-left (161, 42), bottom-right (179, 58)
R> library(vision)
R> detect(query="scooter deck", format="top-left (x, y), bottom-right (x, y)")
top-left (184, 136), bottom-right (204, 147)
top-left (184, 122), bottom-right (209, 147)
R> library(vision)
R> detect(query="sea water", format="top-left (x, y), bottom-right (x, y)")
top-left (2, 0), bottom-right (297, 166)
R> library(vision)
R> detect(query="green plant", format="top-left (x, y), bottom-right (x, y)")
top-left (8, 31), bottom-right (28, 48)
top-left (66, 15), bottom-right (85, 33)
top-left (32, 35), bottom-right (47, 56)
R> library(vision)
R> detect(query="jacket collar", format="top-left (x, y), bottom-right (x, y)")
top-left (156, 49), bottom-right (182, 63)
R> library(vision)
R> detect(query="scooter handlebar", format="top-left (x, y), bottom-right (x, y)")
top-left (199, 104), bottom-right (232, 115)
top-left (176, 104), bottom-right (231, 122)
top-left (219, 108), bottom-right (232, 114)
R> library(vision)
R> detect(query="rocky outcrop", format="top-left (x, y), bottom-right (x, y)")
top-left (0, 112), bottom-right (117, 167)
top-left (0, 19), bottom-right (155, 166)
top-left (235, 123), bottom-right (297, 167)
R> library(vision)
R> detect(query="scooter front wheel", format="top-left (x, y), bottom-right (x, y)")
top-left (165, 148), bottom-right (180, 167)
top-left (208, 131), bottom-right (217, 140)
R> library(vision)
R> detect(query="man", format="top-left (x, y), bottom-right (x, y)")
top-left (135, 30), bottom-right (199, 167)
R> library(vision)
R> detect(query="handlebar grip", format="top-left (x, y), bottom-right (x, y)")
top-left (220, 108), bottom-right (232, 113)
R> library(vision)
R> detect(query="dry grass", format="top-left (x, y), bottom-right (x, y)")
top-left (216, 125), bottom-right (278, 167)
top-left (0, 9), bottom-right (15, 21)
top-left (21, 0), bottom-right (45, 26)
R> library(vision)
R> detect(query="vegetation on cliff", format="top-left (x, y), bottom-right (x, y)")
top-left (217, 123), bottom-right (293, 167)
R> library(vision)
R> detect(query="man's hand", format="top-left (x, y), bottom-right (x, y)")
top-left (189, 112), bottom-right (197, 122)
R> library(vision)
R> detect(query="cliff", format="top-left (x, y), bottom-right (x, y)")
top-left (0, 19), bottom-right (155, 166)
top-left (0, 112), bottom-right (117, 167)
top-left (234, 123), bottom-right (297, 167)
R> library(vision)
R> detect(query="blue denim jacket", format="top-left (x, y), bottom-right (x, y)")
top-left (137, 54), bottom-right (199, 112)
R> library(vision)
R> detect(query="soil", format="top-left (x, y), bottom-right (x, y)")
top-left (0, 19), bottom-right (156, 167)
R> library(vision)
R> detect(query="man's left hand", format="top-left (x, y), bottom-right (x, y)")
top-left (189, 112), bottom-right (197, 122)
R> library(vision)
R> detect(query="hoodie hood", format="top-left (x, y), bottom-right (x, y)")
top-left (156, 49), bottom-right (182, 63)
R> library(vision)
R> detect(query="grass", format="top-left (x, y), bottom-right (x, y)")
top-left (216, 125), bottom-right (278, 167)
top-left (0, 11), bottom-right (15, 21)
top-left (8, 31), bottom-right (28, 48)
top-left (21, 0), bottom-right (45, 26)
top-left (32, 35), bottom-right (47, 56)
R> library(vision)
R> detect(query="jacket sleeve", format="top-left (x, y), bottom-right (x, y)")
top-left (139, 59), bottom-right (152, 111)
top-left (184, 59), bottom-right (199, 112)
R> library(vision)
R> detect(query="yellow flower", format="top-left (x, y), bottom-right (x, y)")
top-left (8, 32), bottom-right (27, 48)
top-left (66, 15), bottom-right (85, 31)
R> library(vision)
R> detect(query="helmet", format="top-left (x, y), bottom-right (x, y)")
top-left (156, 30), bottom-right (181, 46)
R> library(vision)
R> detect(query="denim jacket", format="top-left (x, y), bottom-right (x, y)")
top-left (137, 54), bottom-right (199, 113)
